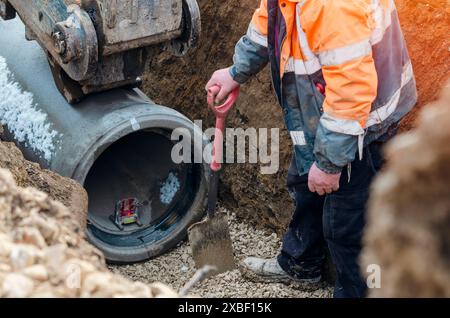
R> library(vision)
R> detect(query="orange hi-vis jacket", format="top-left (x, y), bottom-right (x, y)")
top-left (229, 0), bottom-right (417, 175)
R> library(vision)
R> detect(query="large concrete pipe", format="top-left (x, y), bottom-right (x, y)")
top-left (0, 18), bottom-right (208, 263)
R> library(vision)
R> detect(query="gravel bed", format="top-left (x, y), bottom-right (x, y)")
top-left (109, 209), bottom-right (332, 298)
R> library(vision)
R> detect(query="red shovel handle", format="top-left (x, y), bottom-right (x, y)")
top-left (207, 85), bottom-right (240, 118)
top-left (207, 85), bottom-right (240, 171)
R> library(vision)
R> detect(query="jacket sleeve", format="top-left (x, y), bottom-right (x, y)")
top-left (303, 0), bottom-right (378, 173)
top-left (229, 0), bottom-right (270, 84)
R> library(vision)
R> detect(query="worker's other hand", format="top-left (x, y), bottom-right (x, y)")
top-left (206, 68), bottom-right (240, 104)
top-left (308, 162), bottom-right (341, 196)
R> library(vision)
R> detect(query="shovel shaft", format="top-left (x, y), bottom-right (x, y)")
top-left (207, 85), bottom-right (239, 172)
top-left (207, 170), bottom-right (220, 218)
top-left (206, 85), bottom-right (240, 215)
top-left (211, 117), bottom-right (225, 172)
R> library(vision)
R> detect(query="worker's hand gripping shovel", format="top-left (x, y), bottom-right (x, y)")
top-left (188, 85), bottom-right (239, 276)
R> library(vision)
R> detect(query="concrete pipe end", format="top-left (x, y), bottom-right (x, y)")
top-left (75, 107), bottom-right (209, 263)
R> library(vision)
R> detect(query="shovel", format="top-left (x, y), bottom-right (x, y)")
top-left (188, 85), bottom-right (239, 275)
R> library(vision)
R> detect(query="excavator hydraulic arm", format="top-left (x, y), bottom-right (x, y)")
top-left (0, 0), bottom-right (201, 103)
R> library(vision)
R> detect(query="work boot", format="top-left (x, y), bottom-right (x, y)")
top-left (241, 257), bottom-right (321, 285)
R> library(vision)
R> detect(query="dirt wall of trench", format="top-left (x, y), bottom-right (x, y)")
top-left (142, 0), bottom-right (450, 232)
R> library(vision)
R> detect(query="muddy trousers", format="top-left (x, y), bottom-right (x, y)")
top-left (277, 141), bottom-right (385, 298)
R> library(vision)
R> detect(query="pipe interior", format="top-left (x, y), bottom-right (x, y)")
top-left (84, 129), bottom-right (198, 237)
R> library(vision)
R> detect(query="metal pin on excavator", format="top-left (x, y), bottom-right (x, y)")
top-left (0, 0), bottom-right (201, 103)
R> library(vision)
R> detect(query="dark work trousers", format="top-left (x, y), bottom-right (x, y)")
top-left (277, 140), bottom-right (386, 298)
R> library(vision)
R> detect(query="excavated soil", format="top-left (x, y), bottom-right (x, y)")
top-left (0, 140), bottom-right (88, 229)
top-left (362, 83), bottom-right (450, 297)
top-left (142, 0), bottom-right (450, 232)
top-left (397, 0), bottom-right (450, 130)
top-left (0, 168), bottom-right (178, 298)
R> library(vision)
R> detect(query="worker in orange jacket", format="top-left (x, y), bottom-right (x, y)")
top-left (206, 0), bottom-right (417, 297)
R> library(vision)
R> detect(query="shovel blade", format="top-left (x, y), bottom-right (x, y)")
top-left (188, 214), bottom-right (235, 275)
